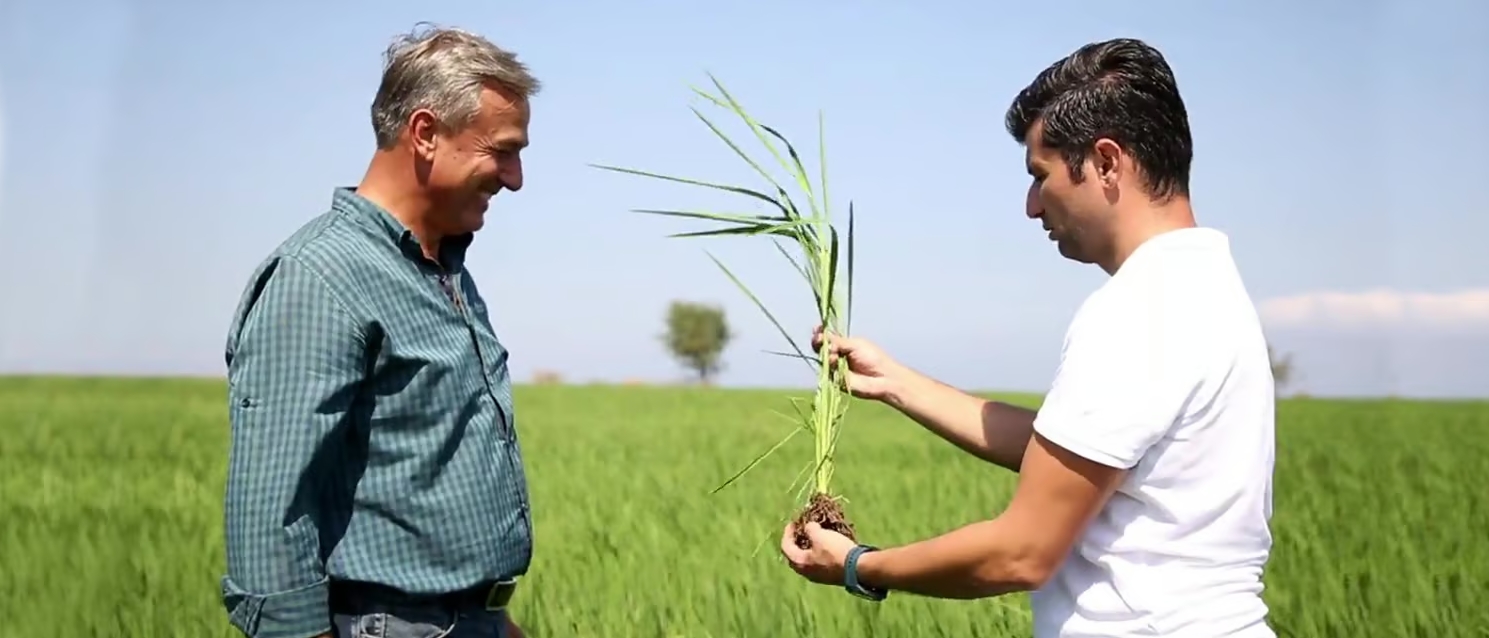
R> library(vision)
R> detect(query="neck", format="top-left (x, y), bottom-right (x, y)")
top-left (355, 151), bottom-right (444, 260)
top-left (1100, 195), bottom-right (1197, 275)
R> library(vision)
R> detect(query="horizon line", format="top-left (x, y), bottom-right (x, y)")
top-left (0, 372), bottom-right (1485, 404)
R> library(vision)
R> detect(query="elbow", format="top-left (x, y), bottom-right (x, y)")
top-left (971, 550), bottom-right (1058, 596)
top-left (1017, 556), bottom-right (1058, 591)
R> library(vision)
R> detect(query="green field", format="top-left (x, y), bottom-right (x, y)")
top-left (1, 376), bottom-right (1484, 637)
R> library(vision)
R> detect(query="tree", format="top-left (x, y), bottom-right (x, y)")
top-left (1268, 342), bottom-right (1295, 394)
top-left (662, 300), bottom-right (733, 385)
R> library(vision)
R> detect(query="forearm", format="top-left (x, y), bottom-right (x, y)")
top-left (885, 366), bottom-right (1038, 472)
top-left (854, 518), bottom-right (1044, 599)
top-left (222, 425), bottom-right (337, 638)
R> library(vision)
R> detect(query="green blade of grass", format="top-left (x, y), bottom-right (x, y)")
top-left (695, 76), bottom-right (800, 199)
top-left (763, 350), bottom-right (821, 366)
top-left (666, 218), bottom-right (814, 240)
top-left (632, 209), bottom-right (788, 224)
top-left (771, 239), bottom-right (823, 311)
top-left (710, 424), bottom-right (804, 494)
top-left (771, 238), bottom-right (815, 286)
top-left (589, 164), bottom-right (791, 218)
top-left (825, 226), bottom-right (841, 328)
top-left (690, 84), bottom-right (815, 230)
top-left (704, 251), bottom-right (814, 374)
top-left (758, 122), bottom-right (822, 221)
top-left (687, 106), bottom-right (797, 219)
top-left (846, 201), bottom-right (856, 335)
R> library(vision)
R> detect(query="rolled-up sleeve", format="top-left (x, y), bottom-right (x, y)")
top-left (220, 254), bottom-right (366, 638)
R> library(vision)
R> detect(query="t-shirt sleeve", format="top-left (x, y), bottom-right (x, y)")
top-left (1032, 295), bottom-right (1199, 470)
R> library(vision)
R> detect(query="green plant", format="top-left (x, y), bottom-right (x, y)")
top-left (591, 74), bottom-right (859, 548)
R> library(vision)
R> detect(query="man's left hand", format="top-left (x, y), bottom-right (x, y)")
top-left (780, 522), bottom-right (858, 585)
top-left (505, 615), bottom-right (526, 638)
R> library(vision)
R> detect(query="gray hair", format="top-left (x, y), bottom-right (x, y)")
top-left (370, 23), bottom-right (541, 150)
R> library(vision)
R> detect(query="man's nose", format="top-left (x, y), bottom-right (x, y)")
top-left (502, 165), bottom-right (524, 192)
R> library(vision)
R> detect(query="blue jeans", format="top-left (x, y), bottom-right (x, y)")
top-left (332, 609), bottom-right (509, 638)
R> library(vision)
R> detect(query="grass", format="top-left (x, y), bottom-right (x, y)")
top-left (591, 75), bottom-right (862, 544)
top-left (1, 376), bottom-right (1487, 637)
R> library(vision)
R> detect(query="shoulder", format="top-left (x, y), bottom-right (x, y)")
top-left (229, 210), bottom-right (378, 329)
top-left (1034, 230), bottom-right (1250, 468)
top-left (240, 207), bottom-right (400, 311)
top-left (266, 209), bottom-right (384, 287)
top-left (1069, 228), bottom-right (1243, 356)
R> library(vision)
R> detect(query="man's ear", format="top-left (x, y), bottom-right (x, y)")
top-left (408, 109), bottom-right (440, 160)
top-left (1092, 138), bottom-right (1123, 187)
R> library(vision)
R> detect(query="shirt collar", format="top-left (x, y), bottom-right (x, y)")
top-left (331, 186), bottom-right (474, 271)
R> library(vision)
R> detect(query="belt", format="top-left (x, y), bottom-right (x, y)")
top-left (328, 578), bottom-right (519, 615)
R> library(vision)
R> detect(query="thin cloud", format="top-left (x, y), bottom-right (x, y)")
top-left (1260, 288), bottom-right (1489, 330)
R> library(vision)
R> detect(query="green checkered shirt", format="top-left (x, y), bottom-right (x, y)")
top-left (220, 188), bottom-right (533, 638)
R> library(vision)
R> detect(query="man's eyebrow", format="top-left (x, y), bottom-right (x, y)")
top-left (488, 137), bottom-right (528, 151)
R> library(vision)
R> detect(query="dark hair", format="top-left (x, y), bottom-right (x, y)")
top-left (1004, 38), bottom-right (1193, 201)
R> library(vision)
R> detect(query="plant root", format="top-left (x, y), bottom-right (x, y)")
top-left (791, 491), bottom-right (857, 550)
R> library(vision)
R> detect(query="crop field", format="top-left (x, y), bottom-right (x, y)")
top-left (0, 376), bottom-right (1484, 637)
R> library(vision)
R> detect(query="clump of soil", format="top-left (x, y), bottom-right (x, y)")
top-left (792, 491), bottom-right (857, 549)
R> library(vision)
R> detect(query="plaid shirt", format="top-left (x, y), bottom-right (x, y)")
top-left (219, 188), bottom-right (533, 638)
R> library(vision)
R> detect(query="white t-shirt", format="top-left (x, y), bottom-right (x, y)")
top-left (1029, 227), bottom-right (1277, 638)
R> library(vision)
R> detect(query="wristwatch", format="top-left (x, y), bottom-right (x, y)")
top-left (843, 544), bottom-right (889, 601)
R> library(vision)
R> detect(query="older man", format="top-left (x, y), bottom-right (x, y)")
top-left (220, 25), bottom-right (539, 638)
top-left (781, 38), bottom-right (1278, 638)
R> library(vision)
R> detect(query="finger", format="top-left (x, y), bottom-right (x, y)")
top-left (818, 334), bottom-right (850, 362)
top-left (804, 521), bottom-right (850, 546)
top-left (825, 332), bottom-right (854, 353)
top-left (780, 524), bottom-right (807, 563)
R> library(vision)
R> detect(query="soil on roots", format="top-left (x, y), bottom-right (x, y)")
top-left (792, 492), bottom-right (857, 550)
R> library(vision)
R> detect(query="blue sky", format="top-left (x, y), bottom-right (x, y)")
top-left (1, 0), bottom-right (1485, 398)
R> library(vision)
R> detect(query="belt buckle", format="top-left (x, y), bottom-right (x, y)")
top-left (483, 578), bottom-right (517, 611)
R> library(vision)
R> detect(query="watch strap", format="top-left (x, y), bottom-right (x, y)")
top-left (844, 544), bottom-right (888, 601)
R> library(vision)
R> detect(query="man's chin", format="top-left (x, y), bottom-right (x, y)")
top-left (465, 202), bottom-right (491, 226)
top-left (1054, 238), bottom-right (1084, 262)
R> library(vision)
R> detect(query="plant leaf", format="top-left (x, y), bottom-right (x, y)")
top-left (763, 349), bottom-right (821, 366)
top-left (693, 77), bottom-right (815, 229)
top-left (687, 106), bottom-right (792, 215)
top-left (699, 75), bottom-right (797, 191)
top-left (846, 200), bottom-right (856, 335)
top-left (666, 219), bottom-right (814, 240)
top-left (711, 424), bottom-right (804, 494)
top-left (632, 209), bottom-right (787, 224)
top-left (589, 163), bottom-right (790, 218)
top-left (704, 251), bottom-right (814, 374)
top-left (759, 123), bottom-right (821, 221)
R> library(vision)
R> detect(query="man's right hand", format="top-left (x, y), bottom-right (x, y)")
top-left (813, 324), bottom-right (1037, 472)
top-left (811, 326), bottom-right (907, 404)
